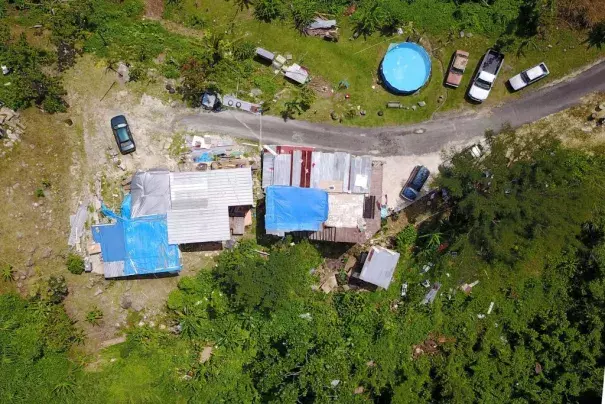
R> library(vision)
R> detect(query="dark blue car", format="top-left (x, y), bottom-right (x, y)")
top-left (400, 166), bottom-right (430, 201)
top-left (110, 115), bottom-right (136, 155)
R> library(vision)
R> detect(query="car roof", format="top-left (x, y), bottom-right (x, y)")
top-left (111, 115), bottom-right (127, 126)
top-left (526, 65), bottom-right (546, 80)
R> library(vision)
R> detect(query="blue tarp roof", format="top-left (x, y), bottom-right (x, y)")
top-left (92, 196), bottom-right (181, 277)
top-left (265, 186), bottom-right (328, 232)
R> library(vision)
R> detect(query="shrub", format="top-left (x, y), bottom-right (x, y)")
top-left (66, 253), bottom-right (85, 275)
top-left (85, 306), bottom-right (104, 326)
top-left (396, 225), bottom-right (417, 253)
top-left (233, 41), bottom-right (256, 61)
top-left (1, 263), bottom-right (14, 281)
top-left (46, 275), bottom-right (68, 304)
top-left (254, 0), bottom-right (285, 22)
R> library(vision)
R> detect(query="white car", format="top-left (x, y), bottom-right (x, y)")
top-left (508, 63), bottom-right (549, 91)
top-left (468, 71), bottom-right (496, 102)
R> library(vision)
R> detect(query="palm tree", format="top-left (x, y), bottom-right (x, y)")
top-left (420, 232), bottom-right (443, 250)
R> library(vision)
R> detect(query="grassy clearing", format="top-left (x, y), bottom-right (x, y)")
top-left (163, 1), bottom-right (603, 127)
top-left (0, 108), bottom-right (81, 293)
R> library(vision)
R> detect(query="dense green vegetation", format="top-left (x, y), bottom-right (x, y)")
top-left (2, 128), bottom-right (605, 402)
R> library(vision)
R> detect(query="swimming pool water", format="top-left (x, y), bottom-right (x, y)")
top-left (381, 43), bottom-right (431, 94)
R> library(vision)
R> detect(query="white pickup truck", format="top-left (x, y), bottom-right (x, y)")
top-left (468, 49), bottom-right (504, 102)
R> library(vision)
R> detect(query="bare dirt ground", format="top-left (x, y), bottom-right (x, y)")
top-left (144, 0), bottom-right (164, 19)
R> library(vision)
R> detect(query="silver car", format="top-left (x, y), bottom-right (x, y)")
top-left (508, 63), bottom-right (549, 91)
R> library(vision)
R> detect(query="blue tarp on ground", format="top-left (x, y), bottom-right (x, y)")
top-left (265, 186), bottom-right (329, 232)
top-left (92, 198), bottom-right (181, 277)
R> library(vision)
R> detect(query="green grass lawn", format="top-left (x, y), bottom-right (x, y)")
top-left (162, 1), bottom-right (604, 127)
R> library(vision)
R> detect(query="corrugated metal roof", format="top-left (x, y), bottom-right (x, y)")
top-left (170, 168), bottom-right (254, 210)
top-left (291, 150), bottom-right (302, 187)
top-left (167, 207), bottom-right (231, 244)
top-left (273, 154), bottom-right (292, 186)
top-left (350, 156), bottom-right (372, 194)
top-left (359, 247), bottom-right (400, 289)
top-left (310, 152), bottom-right (351, 192)
top-left (262, 153), bottom-right (275, 188)
top-left (130, 170), bottom-right (171, 218)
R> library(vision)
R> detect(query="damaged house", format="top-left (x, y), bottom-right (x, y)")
top-left (92, 167), bottom-right (254, 278)
top-left (262, 146), bottom-right (383, 243)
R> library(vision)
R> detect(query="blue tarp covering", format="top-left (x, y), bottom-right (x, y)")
top-left (93, 198), bottom-right (181, 277)
top-left (265, 186), bottom-right (329, 232)
top-left (92, 221), bottom-right (126, 262)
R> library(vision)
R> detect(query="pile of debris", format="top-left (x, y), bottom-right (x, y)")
top-left (412, 333), bottom-right (456, 359)
top-left (255, 48), bottom-right (310, 85)
top-left (0, 105), bottom-right (25, 148)
top-left (186, 134), bottom-right (259, 171)
top-left (305, 17), bottom-right (339, 42)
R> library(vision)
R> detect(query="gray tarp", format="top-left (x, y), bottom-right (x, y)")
top-left (130, 170), bottom-right (171, 218)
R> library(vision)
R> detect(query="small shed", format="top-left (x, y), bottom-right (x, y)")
top-left (358, 247), bottom-right (400, 289)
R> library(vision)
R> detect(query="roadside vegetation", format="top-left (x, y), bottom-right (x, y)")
top-left (3, 124), bottom-right (605, 401)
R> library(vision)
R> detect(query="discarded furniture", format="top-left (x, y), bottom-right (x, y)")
top-left (284, 64), bottom-right (310, 85)
top-left (255, 47), bottom-right (275, 62)
top-left (222, 95), bottom-right (261, 114)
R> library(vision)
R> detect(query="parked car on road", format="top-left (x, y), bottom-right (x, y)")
top-left (445, 50), bottom-right (470, 88)
top-left (508, 62), bottom-right (549, 91)
top-left (400, 166), bottom-right (430, 201)
top-left (468, 49), bottom-right (504, 102)
top-left (110, 115), bottom-right (136, 155)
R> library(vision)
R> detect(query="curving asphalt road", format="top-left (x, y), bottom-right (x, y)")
top-left (176, 59), bottom-right (605, 156)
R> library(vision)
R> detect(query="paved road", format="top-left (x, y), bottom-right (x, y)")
top-left (176, 59), bottom-right (605, 156)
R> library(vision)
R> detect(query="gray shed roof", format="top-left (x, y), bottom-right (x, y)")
top-left (130, 170), bottom-right (171, 218)
top-left (167, 207), bottom-right (231, 244)
top-left (359, 247), bottom-right (400, 289)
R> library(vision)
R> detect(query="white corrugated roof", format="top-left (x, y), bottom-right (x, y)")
top-left (167, 168), bottom-right (253, 244)
top-left (170, 168), bottom-right (254, 210)
top-left (167, 208), bottom-right (231, 244)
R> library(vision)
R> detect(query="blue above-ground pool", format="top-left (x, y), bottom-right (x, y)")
top-left (381, 42), bottom-right (431, 94)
